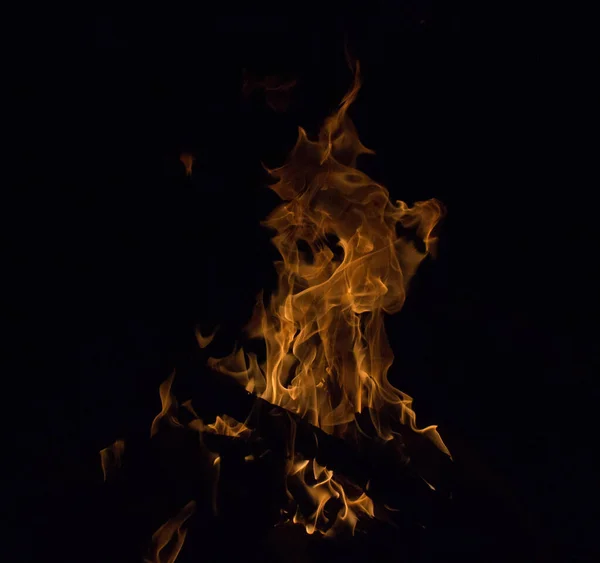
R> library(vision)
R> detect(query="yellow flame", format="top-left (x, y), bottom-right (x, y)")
top-left (206, 414), bottom-right (251, 439)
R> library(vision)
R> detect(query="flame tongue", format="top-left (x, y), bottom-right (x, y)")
top-left (145, 501), bottom-right (196, 563)
top-left (207, 62), bottom-right (449, 533)
top-left (243, 63), bottom-right (446, 447)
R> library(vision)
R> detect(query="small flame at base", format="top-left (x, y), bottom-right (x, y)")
top-left (144, 500), bottom-right (196, 563)
top-left (289, 457), bottom-right (375, 536)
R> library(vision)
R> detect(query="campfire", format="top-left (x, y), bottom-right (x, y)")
top-left (100, 61), bottom-right (452, 562)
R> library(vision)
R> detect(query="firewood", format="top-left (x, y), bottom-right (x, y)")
top-left (176, 365), bottom-right (452, 528)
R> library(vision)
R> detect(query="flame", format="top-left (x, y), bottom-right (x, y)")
top-left (195, 327), bottom-right (217, 349)
top-left (99, 439), bottom-right (125, 481)
top-left (100, 60), bottom-right (450, 563)
top-left (206, 61), bottom-right (449, 534)
top-left (206, 414), bottom-right (252, 439)
top-left (289, 457), bottom-right (374, 535)
top-left (180, 153), bottom-right (195, 176)
top-left (150, 371), bottom-right (182, 438)
top-left (145, 500), bottom-right (196, 563)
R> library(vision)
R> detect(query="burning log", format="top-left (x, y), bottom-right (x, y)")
top-left (176, 363), bottom-right (452, 529)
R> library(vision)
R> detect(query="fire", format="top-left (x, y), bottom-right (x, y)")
top-left (103, 61), bottom-right (450, 560)
top-left (289, 458), bottom-right (375, 536)
top-left (99, 439), bottom-right (125, 482)
top-left (150, 371), bottom-right (182, 438)
top-left (179, 152), bottom-right (195, 176)
top-left (145, 500), bottom-right (196, 563)
top-left (206, 61), bottom-right (449, 533)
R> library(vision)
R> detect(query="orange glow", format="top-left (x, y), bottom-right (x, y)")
top-left (204, 61), bottom-right (450, 534)
top-left (179, 153), bottom-right (195, 176)
top-left (99, 439), bottom-right (125, 482)
top-left (144, 500), bottom-right (196, 563)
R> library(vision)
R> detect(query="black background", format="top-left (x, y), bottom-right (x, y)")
top-left (8, 3), bottom-right (597, 562)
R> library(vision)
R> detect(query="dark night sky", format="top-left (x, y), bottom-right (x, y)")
top-left (8, 4), bottom-right (597, 562)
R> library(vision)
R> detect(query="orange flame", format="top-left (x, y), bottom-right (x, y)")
top-left (150, 371), bottom-right (182, 438)
top-left (99, 439), bottom-right (125, 482)
top-left (180, 153), bottom-right (195, 177)
top-left (195, 327), bottom-right (217, 349)
top-left (206, 61), bottom-right (450, 533)
top-left (101, 60), bottom-right (450, 563)
top-left (144, 500), bottom-right (196, 563)
top-left (290, 458), bottom-right (375, 535)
